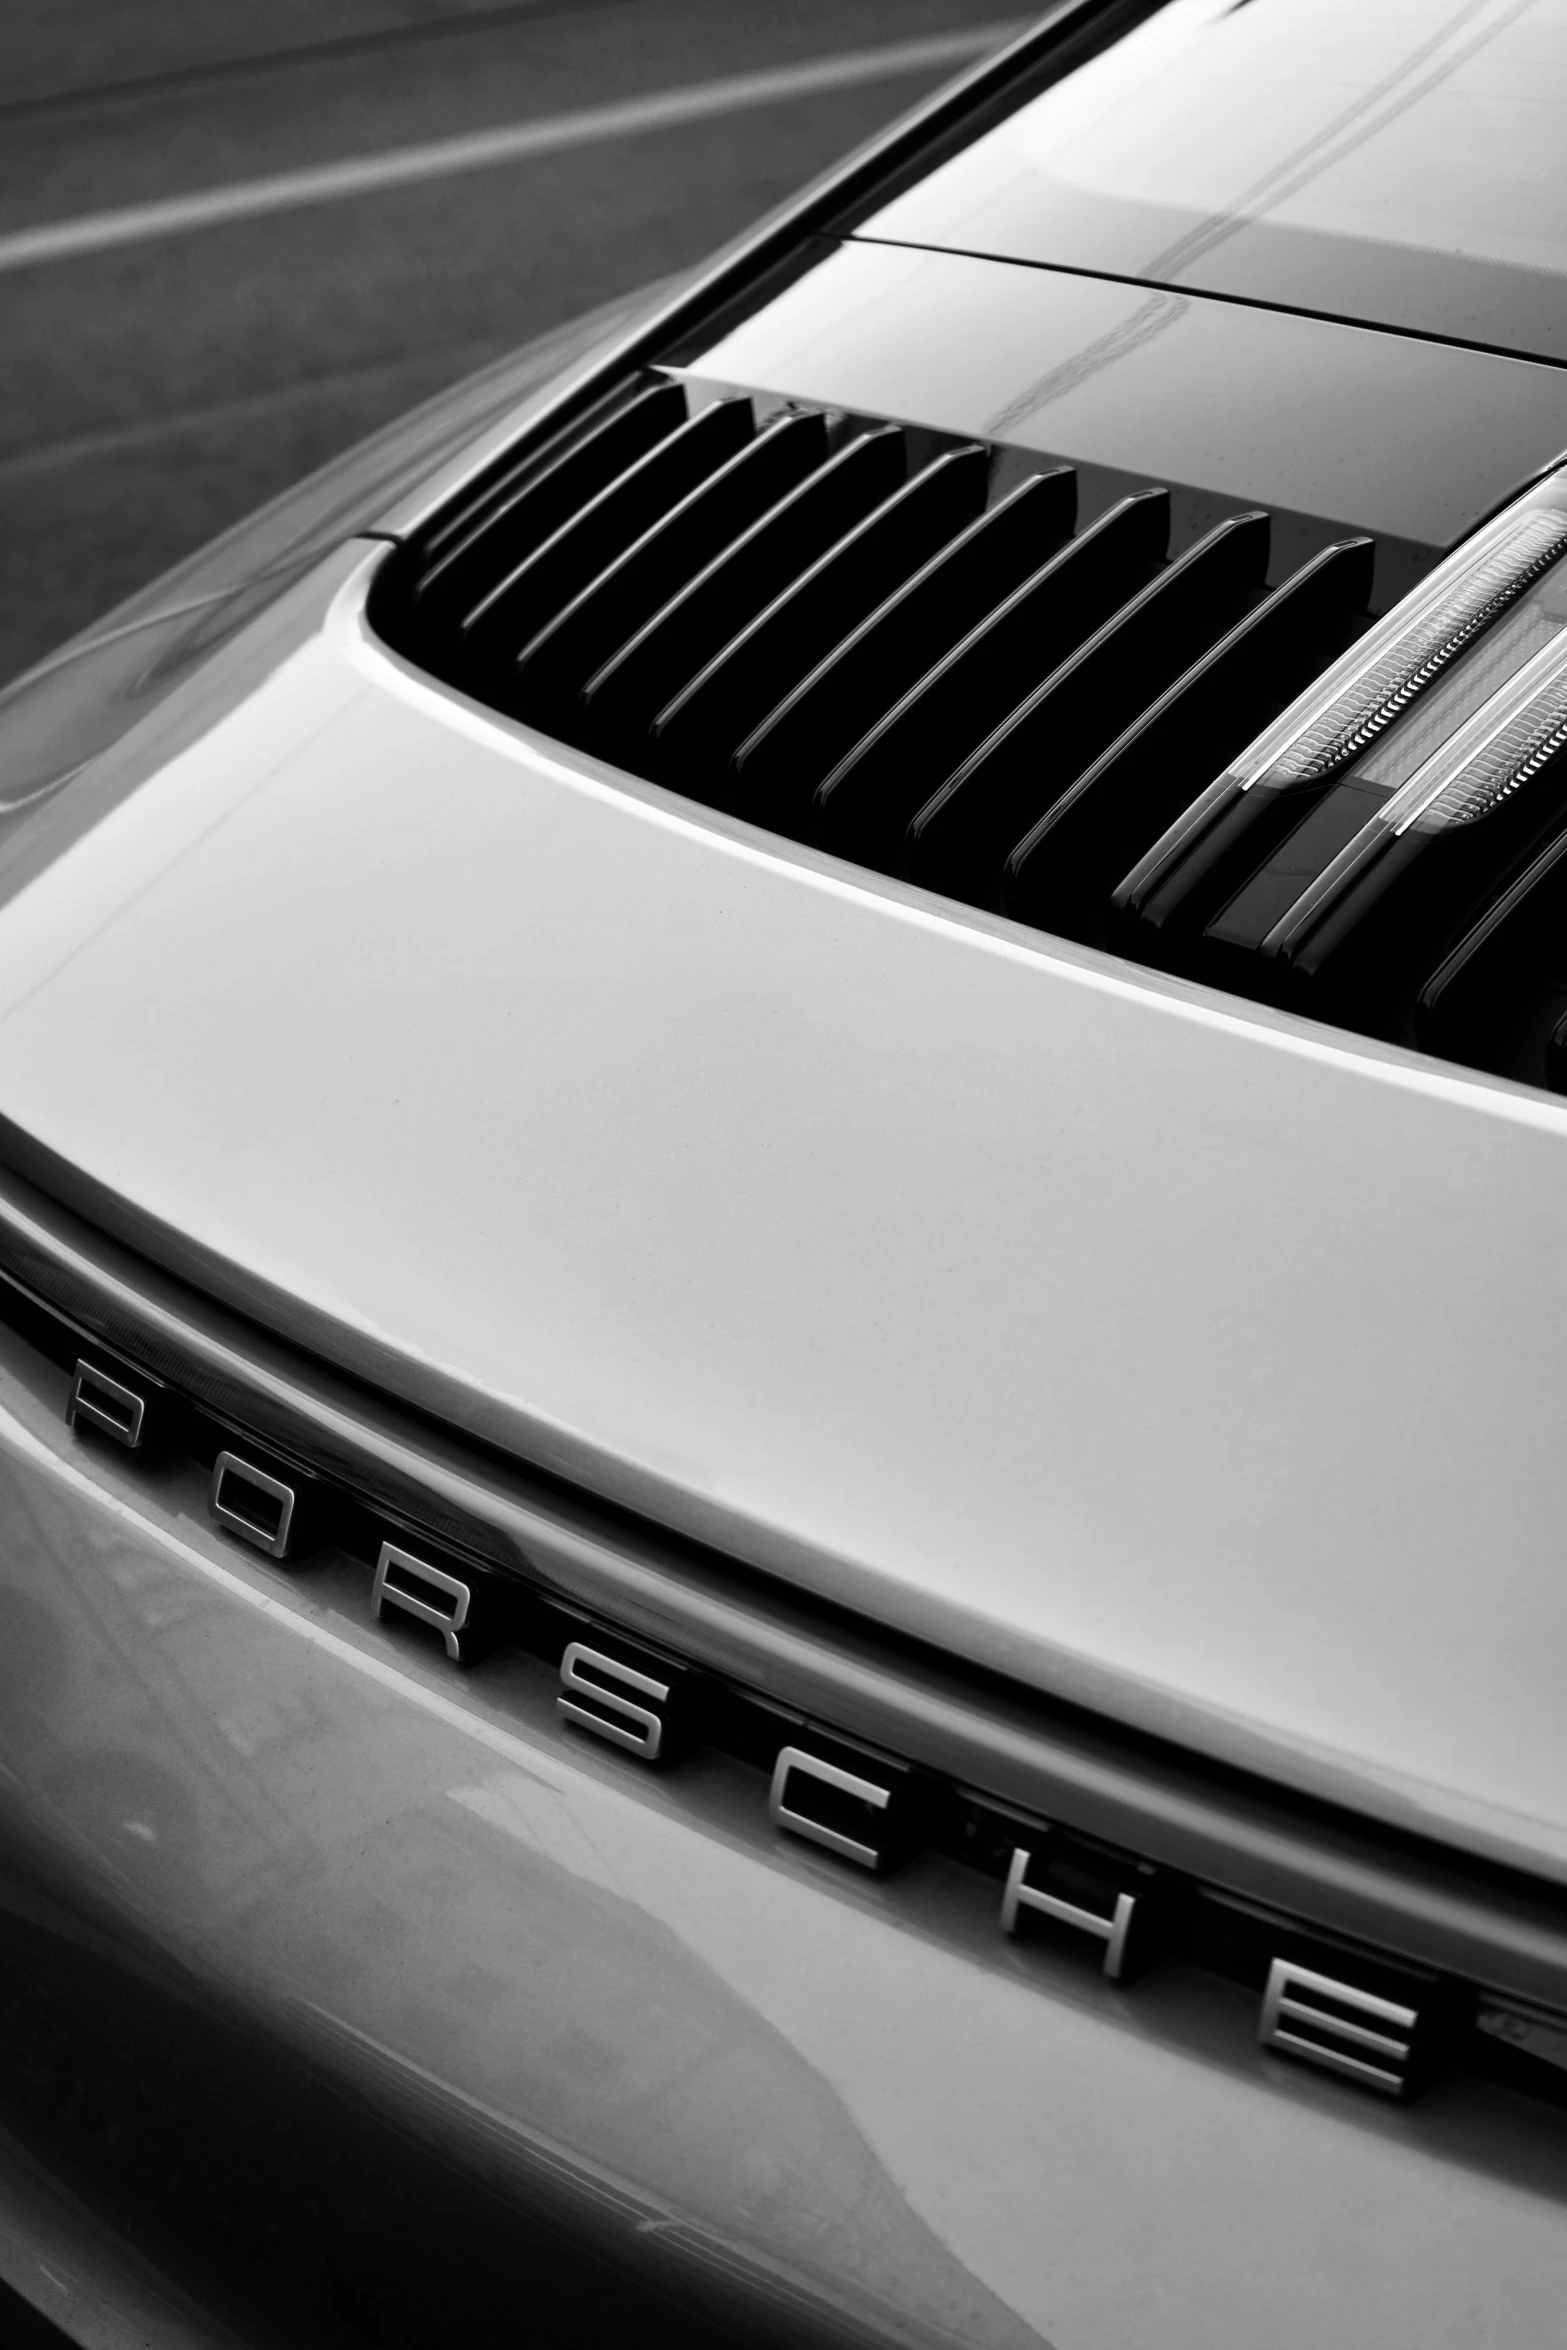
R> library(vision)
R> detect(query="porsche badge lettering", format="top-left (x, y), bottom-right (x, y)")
top-left (769, 1746), bottom-right (896, 1871)
top-left (58, 1352), bottom-right (1438, 2101)
top-left (67, 1358), bottom-right (149, 1450)
top-left (1002, 1843), bottom-right (1142, 1980)
top-left (210, 1451), bottom-right (298, 1559)
top-left (1260, 1958), bottom-right (1422, 2096)
top-left (558, 1641), bottom-right (672, 1760)
top-left (372, 1541), bottom-right (480, 1664)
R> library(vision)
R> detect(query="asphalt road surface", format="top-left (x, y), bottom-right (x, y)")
top-left (0, 1), bottom-right (1017, 688)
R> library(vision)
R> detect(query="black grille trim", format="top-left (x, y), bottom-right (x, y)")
top-left (463, 395), bottom-right (755, 654)
top-left (513, 408), bottom-right (827, 721)
top-left (812, 485), bottom-right (1171, 871)
top-left (1415, 817), bottom-right (1567, 1075)
top-left (372, 378), bottom-right (1391, 959)
top-left (650, 429), bottom-right (980, 792)
top-left (1007, 537), bottom-right (1376, 943)
top-left (416, 379), bottom-right (686, 614)
top-left (582, 421), bottom-right (920, 760)
top-left (906, 509), bottom-right (1272, 905)
top-left (374, 362), bottom-right (1567, 1092)
top-left (381, 376), bottom-right (1366, 934)
top-left (378, 362), bottom-right (1387, 954)
top-left (730, 462), bottom-right (1078, 839)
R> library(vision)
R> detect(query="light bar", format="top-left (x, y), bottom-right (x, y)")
top-left (1227, 497), bottom-right (1567, 799)
top-left (1253, 625), bottom-right (1567, 1000)
top-left (1390, 628), bottom-right (1567, 835)
top-left (1113, 469), bottom-right (1567, 950)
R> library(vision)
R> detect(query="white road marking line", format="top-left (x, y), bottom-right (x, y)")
top-left (0, 25), bottom-right (1022, 276)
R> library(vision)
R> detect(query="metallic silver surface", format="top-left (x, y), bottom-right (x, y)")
top-left (768, 1747), bottom-right (894, 1872)
top-left (1001, 1846), bottom-right (1136, 1981)
top-left (65, 1357), bottom-right (145, 1450)
top-left (1260, 1958), bottom-right (1421, 2099)
top-left (371, 1539), bottom-right (475, 1665)
top-left (559, 1641), bottom-right (672, 1762)
top-left (209, 1451), bottom-right (297, 1559)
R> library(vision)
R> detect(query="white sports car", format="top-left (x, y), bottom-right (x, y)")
top-left (1, 2), bottom-right (1565, 2343)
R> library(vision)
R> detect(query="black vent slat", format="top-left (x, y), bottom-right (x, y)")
top-left (382, 371), bottom-right (1567, 1076)
top-left (580, 428), bottom-right (919, 759)
top-left (463, 396), bottom-right (755, 653)
top-left (1005, 539), bottom-right (1375, 944)
top-left (417, 382), bottom-right (686, 617)
top-left (1199, 782), bottom-right (1391, 972)
top-left (813, 489), bottom-right (1170, 873)
top-left (1415, 823), bottom-right (1567, 1081)
top-left (512, 412), bottom-right (829, 719)
top-left (1107, 550), bottom-right (1382, 961)
top-left (651, 435), bottom-right (988, 791)
top-left (906, 513), bottom-right (1272, 905)
top-left (727, 463), bottom-right (1075, 838)
top-left (1199, 729), bottom-right (1567, 1033)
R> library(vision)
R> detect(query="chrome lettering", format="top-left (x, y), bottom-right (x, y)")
top-left (68, 1359), bottom-right (147, 1450)
top-left (769, 1746), bottom-right (892, 1871)
top-left (210, 1450), bottom-right (297, 1558)
top-left (372, 1541), bottom-right (473, 1663)
top-left (558, 1642), bottom-right (670, 1761)
top-left (1260, 1957), bottom-right (1420, 2096)
top-left (1001, 1843), bottom-right (1139, 1980)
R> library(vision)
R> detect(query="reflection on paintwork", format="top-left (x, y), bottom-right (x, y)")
top-left (690, 242), bottom-right (1567, 596)
top-left (0, 1386), bottom-right (1042, 2345)
top-left (2, 1325), bottom-right (1567, 2345)
top-left (5, 542), bottom-right (1567, 1884)
top-left (861, 0), bottom-right (1567, 359)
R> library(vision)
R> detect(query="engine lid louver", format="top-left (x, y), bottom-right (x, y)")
top-left (370, 372), bottom-right (1567, 1098)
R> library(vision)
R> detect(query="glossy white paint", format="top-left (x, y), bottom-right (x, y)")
top-left (0, 545), bottom-right (1565, 1886)
top-left (685, 241), bottom-right (1567, 558)
top-left (1, 1355), bottom-right (1563, 2348)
